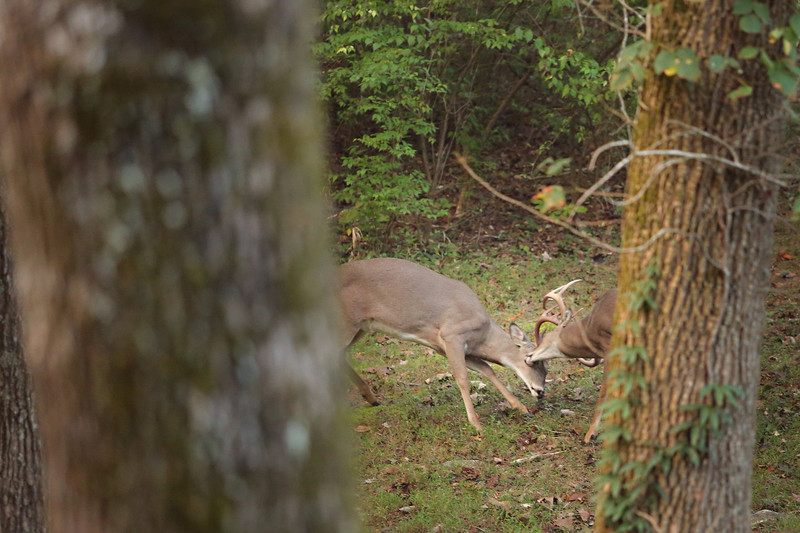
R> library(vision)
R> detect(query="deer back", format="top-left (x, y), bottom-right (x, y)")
top-left (338, 258), bottom-right (492, 352)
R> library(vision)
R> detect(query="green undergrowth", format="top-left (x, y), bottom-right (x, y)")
top-left (345, 230), bottom-right (800, 532)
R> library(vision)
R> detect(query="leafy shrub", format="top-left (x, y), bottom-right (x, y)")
top-left (317, 0), bottom-right (619, 249)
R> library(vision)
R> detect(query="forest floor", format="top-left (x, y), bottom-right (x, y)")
top-left (344, 167), bottom-right (800, 532)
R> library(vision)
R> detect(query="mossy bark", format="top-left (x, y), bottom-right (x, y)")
top-left (0, 1), bottom-right (353, 532)
top-left (596, 1), bottom-right (791, 531)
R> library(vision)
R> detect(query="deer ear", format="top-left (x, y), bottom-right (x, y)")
top-left (509, 323), bottom-right (530, 344)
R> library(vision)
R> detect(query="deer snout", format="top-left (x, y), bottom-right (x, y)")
top-left (536, 389), bottom-right (545, 399)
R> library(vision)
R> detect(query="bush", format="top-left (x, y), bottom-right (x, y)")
top-left (317, 0), bottom-right (619, 250)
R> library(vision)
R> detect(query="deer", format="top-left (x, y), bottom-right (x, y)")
top-left (338, 257), bottom-right (548, 432)
top-left (524, 280), bottom-right (617, 443)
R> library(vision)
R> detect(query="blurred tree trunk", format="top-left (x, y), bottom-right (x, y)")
top-left (0, 1), bottom-right (353, 532)
top-left (596, 1), bottom-right (792, 532)
top-left (0, 202), bottom-right (44, 532)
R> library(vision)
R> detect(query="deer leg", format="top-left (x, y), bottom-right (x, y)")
top-left (584, 361), bottom-right (608, 443)
top-left (443, 340), bottom-right (483, 432)
top-left (465, 357), bottom-right (529, 414)
top-left (343, 329), bottom-right (379, 406)
top-left (345, 362), bottom-right (379, 406)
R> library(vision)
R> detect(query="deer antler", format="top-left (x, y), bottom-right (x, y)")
top-left (534, 279), bottom-right (582, 345)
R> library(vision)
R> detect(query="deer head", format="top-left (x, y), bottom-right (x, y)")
top-left (527, 279), bottom-right (605, 367)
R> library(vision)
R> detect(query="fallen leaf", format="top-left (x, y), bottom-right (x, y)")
top-left (554, 515), bottom-right (575, 528)
top-left (537, 496), bottom-right (556, 507)
top-left (578, 508), bottom-right (592, 522)
top-left (355, 425), bottom-right (371, 433)
top-left (564, 490), bottom-right (587, 502)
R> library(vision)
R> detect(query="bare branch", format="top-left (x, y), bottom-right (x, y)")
top-left (588, 139), bottom-right (633, 170)
top-left (664, 120), bottom-right (740, 163)
top-left (570, 149), bottom-right (633, 221)
top-left (579, 0), bottom-right (647, 39)
top-left (634, 149), bottom-right (786, 186)
top-left (454, 152), bottom-right (684, 255)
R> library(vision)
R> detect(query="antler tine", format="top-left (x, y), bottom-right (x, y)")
top-left (542, 279), bottom-right (583, 315)
top-left (534, 279), bottom-right (582, 346)
top-left (533, 315), bottom-right (557, 345)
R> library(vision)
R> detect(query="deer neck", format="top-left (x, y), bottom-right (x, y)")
top-left (468, 321), bottom-right (516, 365)
top-left (558, 317), bottom-right (610, 359)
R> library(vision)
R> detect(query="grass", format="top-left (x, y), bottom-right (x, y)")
top-left (751, 227), bottom-right (800, 533)
top-left (345, 225), bottom-right (800, 532)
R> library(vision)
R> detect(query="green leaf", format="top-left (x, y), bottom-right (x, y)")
top-left (752, 2), bottom-right (770, 24)
top-left (739, 46), bottom-right (760, 59)
top-left (784, 35), bottom-right (798, 57)
top-left (602, 398), bottom-right (632, 419)
top-left (685, 446), bottom-right (701, 466)
top-left (619, 40), bottom-right (653, 62)
top-left (675, 48), bottom-right (701, 81)
top-left (791, 13), bottom-right (800, 38)
top-left (629, 61), bottom-right (646, 82)
top-left (728, 84), bottom-right (753, 100)
top-left (649, 2), bottom-right (664, 15)
top-left (768, 64), bottom-right (798, 96)
top-left (654, 50), bottom-right (677, 75)
top-left (709, 54), bottom-right (727, 73)
top-left (725, 57), bottom-right (742, 70)
top-left (732, 0), bottom-right (754, 14)
top-left (670, 420), bottom-right (694, 434)
top-left (545, 157), bottom-right (571, 176)
top-left (609, 68), bottom-right (633, 91)
top-left (740, 14), bottom-right (762, 33)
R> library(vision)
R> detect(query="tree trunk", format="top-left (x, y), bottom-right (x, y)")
top-left (0, 202), bottom-right (44, 532)
top-left (595, 1), bottom-right (791, 531)
top-left (0, 1), bottom-right (353, 532)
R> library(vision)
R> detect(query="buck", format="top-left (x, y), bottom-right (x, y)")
top-left (338, 257), bottom-right (548, 432)
top-left (525, 280), bottom-right (617, 443)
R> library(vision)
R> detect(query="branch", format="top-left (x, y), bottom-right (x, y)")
top-left (579, 0), bottom-right (647, 39)
top-left (569, 140), bottom-right (634, 221)
top-left (482, 71), bottom-right (532, 138)
top-left (454, 152), bottom-right (681, 254)
top-left (634, 149), bottom-right (786, 186)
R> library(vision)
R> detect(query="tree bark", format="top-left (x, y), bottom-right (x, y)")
top-left (0, 201), bottom-right (44, 532)
top-left (0, 1), bottom-right (353, 532)
top-left (596, 1), bottom-right (791, 531)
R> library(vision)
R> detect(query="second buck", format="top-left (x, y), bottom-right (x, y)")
top-left (339, 257), bottom-right (547, 432)
top-left (525, 281), bottom-right (617, 442)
